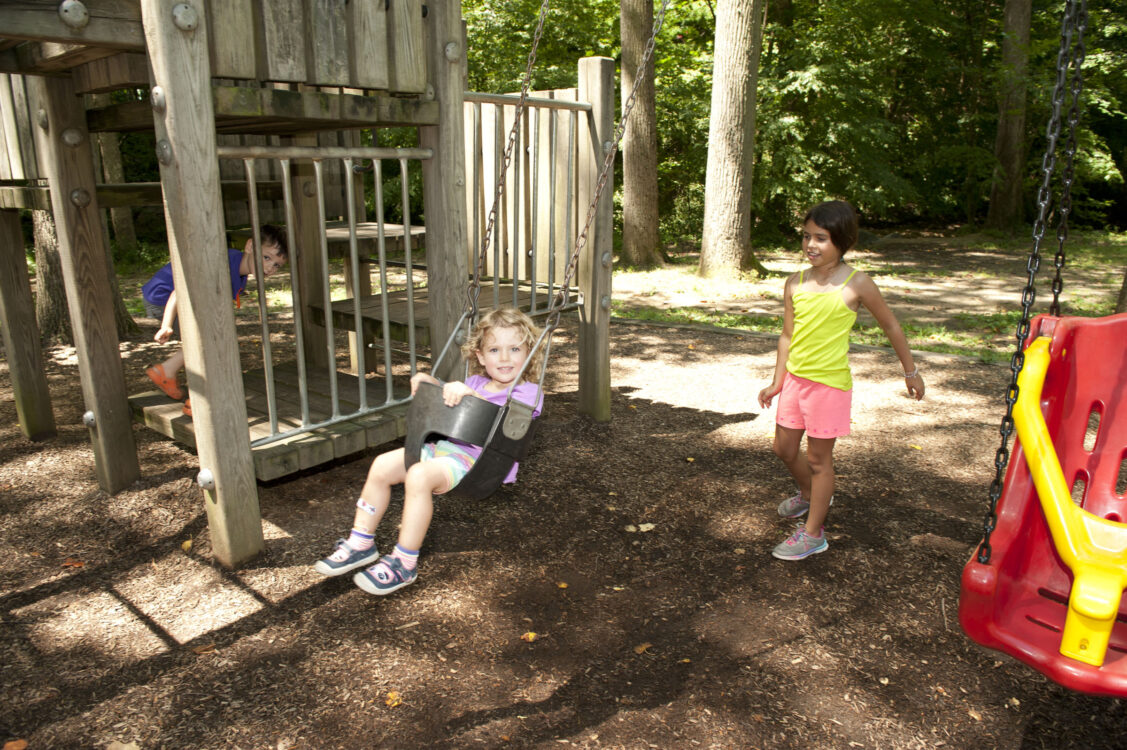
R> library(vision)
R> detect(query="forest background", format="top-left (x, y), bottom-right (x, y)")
top-left (55, 0), bottom-right (1127, 291)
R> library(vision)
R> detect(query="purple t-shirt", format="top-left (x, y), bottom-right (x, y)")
top-left (142, 249), bottom-right (248, 307)
top-left (454, 374), bottom-right (543, 484)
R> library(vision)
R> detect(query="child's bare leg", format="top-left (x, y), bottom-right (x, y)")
top-left (804, 437), bottom-right (836, 536)
top-left (313, 447), bottom-right (406, 576)
top-left (772, 425), bottom-right (812, 499)
top-left (354, 447), bottom-right (408, 532)
top-left (396, 461), bottom-right (452, 550)
top-left (161, 348), bottom-right (186, 380)
top-left (353, 460), bottom-right (450, 595)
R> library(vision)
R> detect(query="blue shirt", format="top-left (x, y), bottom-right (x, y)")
top-left (142, 249), bottom-right (248, 307)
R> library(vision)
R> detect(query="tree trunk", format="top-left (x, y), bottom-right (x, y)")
top-left (1116, 266), bottom-right (1127, 314)
top-left (32, 209), bottom-right (138, 343)
top-left (985, 0), bottom-right (1032, 233)
top-left (700, 0), bottom-right (766, 278)
top-left (32, 210), bottom-right (71, 345)
top-left (619, 0), bottom-right (662, 269)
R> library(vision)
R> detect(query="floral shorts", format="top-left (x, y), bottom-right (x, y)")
top-left (421, 439), bottom-right (477, 491)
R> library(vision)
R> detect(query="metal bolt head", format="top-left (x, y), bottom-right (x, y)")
top-left (156, 140), bottom-right (173, 165)
top-left (601, 295), bottom-right (611, 309)
top-left (444, 42), bottom-right (461, 62)
top-left (59, 0), bottom-right (90, 29)
top-left (61, 128), bottom-right (84, 147)
top-left (37, 109), bottom-right (48, 131)
top-left (197, 468), bottom-right (216, 491)
top-left (82, 410), bottom-right (96, 427)
top-left (602, 252), bottom-right (613, 267)
top-left (424, 84), bottom-right (436, 101)
top-left (302, 180), bottom-right (316, 198)
top-left (602, 141), bottom-right (614, 154)
top-left (70, 188), bottom-right (91, 208)
top-left (151, 86), bottom-right (166, 113)
top-left (172, 3), bottom-right (199, 31)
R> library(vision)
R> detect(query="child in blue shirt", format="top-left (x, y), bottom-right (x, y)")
top-left (142, 225), bottom-right (287, 403)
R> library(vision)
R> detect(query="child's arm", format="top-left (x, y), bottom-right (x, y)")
top-left (758, 275), bottom-right (796, 408)
top-left (155, 290), bottom-right (178, 343)
top-left (854, 274), bottom-right (925, 400)
top-left (409, 371), bottom-right (441, 396)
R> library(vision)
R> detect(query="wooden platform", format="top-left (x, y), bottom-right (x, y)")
top-left (129, 362), bottom-right (409, 482)
top-left (311, 283), bottom-right (576, 349)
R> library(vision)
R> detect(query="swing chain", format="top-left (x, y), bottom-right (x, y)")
top-left (467, 0), bottom-right (553, 320)
top-left (551, 0), bottom-right (672, 319)
top-left (1049, 10), bottom-right (1086, 315)
top-left (976, 0), bottom-right (1086, 564)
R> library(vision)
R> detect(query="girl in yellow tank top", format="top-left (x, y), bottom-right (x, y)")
top-left (757, 201), bottom-right (925, 561)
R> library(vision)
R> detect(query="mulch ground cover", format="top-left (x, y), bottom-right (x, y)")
top-left (3, 254), bottom-right (1126, 748)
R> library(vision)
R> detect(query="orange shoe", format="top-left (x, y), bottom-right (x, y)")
top-left (182, 399), bottom-right (192, 417)
top-left (146, 364), bottom-right (183, 400)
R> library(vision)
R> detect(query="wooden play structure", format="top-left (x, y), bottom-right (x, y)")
top-left (0, 1), bottom-right (614, 567)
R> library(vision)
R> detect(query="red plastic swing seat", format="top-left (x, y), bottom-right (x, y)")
top-left (960, 313), bottom-right (1127, 697)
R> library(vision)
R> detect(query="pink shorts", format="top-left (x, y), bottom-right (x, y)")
top-left (776, 372), bottom-right (852, 438)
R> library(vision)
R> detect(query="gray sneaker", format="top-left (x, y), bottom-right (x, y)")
top-left (777, 493), bottom-right (834, 518)
top-left (772, 525), bottom-right (828, 560)
top-left (314, 539), bottom-right (380, 576)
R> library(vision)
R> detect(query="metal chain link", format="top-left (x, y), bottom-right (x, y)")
top-left (976, 0), bottom-right (1085, 564)
top-left (1049, 5), bottom-right (1086, 315)
top-left (544, 0), bottom-right (672, 333)
top-left (468, 0), bottom-right (553, 319)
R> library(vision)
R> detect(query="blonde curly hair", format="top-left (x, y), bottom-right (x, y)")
top-left (461, 307), bottom-right (545, 383)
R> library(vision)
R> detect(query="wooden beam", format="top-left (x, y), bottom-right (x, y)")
top-left (86, 86), bottom-right (439, 132)
top-left (0, 209), bottom-right (56, 440)
top-left (142, 0), bottom-right (263, 568)
top-left (0, 1), bottom-right (144, 51)
top-left (576, 57), bottom-right (614, 422)
top-left (72, 52), bottom-right (149, 94)
top-left (26, 73), bottom-right (139, 489)
top-left (1, 179), bottom-right (287, 210)
top-left (419, 0), bottom-right (468, 380)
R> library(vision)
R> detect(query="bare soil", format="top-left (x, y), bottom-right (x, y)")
top-left (2, 235), bottom-right (1125, 749)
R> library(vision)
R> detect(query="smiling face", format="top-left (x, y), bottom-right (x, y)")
top-left (475, 325), bottom-right (530, 389)
top-left (801, 219), bottom-right (844, 270)
top-left (243, 238), bottom-right (287, 277)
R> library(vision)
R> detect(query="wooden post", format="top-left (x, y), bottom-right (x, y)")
top-left (142, 0), bottom-right (263, 567)
top-left (0, 209), bottom-right (56, 441)
top-left (576, 57), bottom-right (613, 422)
top-left (27, 75), bottom-right (139, 490)
top-left (420, 0), bottom-right (468, 380)
top-left (287, 131), bottom-right (330, 371)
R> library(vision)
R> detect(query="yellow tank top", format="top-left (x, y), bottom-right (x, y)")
top-left (786, 268), bottom-right (858, 391)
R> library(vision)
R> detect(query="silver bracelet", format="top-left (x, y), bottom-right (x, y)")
top-left (903, 367), bottom-right (919, 379)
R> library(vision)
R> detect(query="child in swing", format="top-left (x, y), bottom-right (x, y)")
top-left (758, 200), bottom-right (925, 560)
top-left (142, 224), bottom-right (289, 411)
top-left (314, 307), bottom-right (545, 595)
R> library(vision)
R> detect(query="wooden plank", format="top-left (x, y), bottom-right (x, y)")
top-left (0, 1), bottom-right (144, 51)
top-left (419, 0), bottom-right (467, 380)
top-left (9, 74), bottom-right (39, 180)
top-left (86, 86), bottom-right (440, 132)
top-left (71, 52), bottom-right (150, 94)
top-left (260, 0), bottom-right (307, 82)
top-left (0, 180), bottom-right (287, 210)
top-left (576, 57), bottom-right (613, 422)
top-left (304, 0), bottom-right (350, 86)
top-left (0, 209), bottom-right (56, 440)
top-left (10, 40), bottom-right (121, 74)
top-left (142, 0), bottom-right (263, 567)
top-left (349, 0), bottom-right (390, 90)
top-left (388, 0), bottom-right (426, 94)
top-left (206, 0), bottom-right (258, 79)
top-left (27, 74), bottom-right (139, 489)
